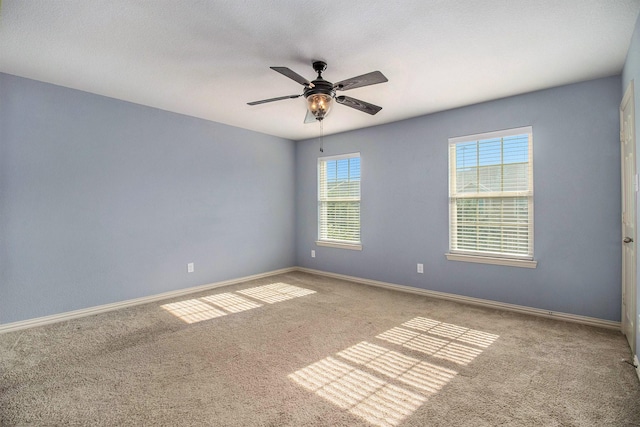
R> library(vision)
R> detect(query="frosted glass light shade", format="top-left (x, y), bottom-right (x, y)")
top-left (307, 93), bottom-right (332, 120)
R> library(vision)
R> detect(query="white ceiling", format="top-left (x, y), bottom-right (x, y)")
top-left (1, 1), bottom-right (639, 141)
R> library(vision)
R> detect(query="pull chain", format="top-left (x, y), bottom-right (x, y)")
top-left (319, 119), bottom-right (324, 153)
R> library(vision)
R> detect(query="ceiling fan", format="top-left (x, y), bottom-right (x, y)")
top-left (247, 61), bottom-right (388, 123)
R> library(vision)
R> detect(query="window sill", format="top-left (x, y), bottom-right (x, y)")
top-left (445, 253), bottom-right (537, 269)
top-left (316, 241), bottom-right (362, 251)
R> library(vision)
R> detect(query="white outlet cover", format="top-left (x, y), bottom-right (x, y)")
top-left (417, 263), bottom-right (424, 273)
top-left (311, 250), bottom-right (316, 258)
top-left (187, 263), bottom-right (194, 273)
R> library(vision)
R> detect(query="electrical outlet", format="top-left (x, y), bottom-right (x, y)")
top-left (187, 262), bottom-right (194, 273)
top-left (311, 250), bottom-right (316, 258)
top-left (417, 263), bottom-right (424, 274)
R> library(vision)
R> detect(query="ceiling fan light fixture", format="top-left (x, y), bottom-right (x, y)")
top-left (307, 93), bottom-right (332, 120)
top-left (248, 61), bottom-right (387, 123)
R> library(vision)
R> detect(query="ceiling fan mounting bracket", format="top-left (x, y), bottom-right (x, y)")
top-left (312, 61), bottom-right (327, 76)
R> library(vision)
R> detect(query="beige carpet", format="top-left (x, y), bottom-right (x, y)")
top-left (1, 271), bottom-right (639, 426)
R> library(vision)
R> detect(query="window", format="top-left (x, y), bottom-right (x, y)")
top-left (317, 153), bottom-right (362, 250)
top-left (447, 127), bottom-right (536, 268)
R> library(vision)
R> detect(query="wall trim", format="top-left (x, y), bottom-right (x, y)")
top-left (0, 266), bottom-right (621, 334)
top-left (635, 355), bottom-right (640, 383)
top-left (445, 253), bottom-right (538, 269)
top-left (296, 267), bottom-right (621, 330)
top-left (0, 267), bottom-right (296, 334)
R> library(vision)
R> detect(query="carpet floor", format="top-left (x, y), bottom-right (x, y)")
top-left (1, 271), bottom-right (639, 426)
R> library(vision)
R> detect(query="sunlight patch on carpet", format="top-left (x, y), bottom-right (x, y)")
top-left (201, 293), bottom-right (262, 313)
top-left (338, 341), bottom-right (457, 393)
top-left (289, 317), bottom-right (498, 426)
top-left (161, 299), bottom-right (227, 324)
top-left (161, 283), bottom-right (316, 324)
top-left (376, 318), bottom-right (499, 365)
top-left (289, 356), bottom-right (427, 427)
top-left (237, 282), bottom-right (316, 304)
top-left (403, 317), bottom-right (499, 348)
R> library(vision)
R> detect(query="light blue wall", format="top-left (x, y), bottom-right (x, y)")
top-left (0, 73), bottom-right (296, 324)
top-left (296, 76), bottom-right (622, 321)
top-left (0, 72), bottom-right (625, 325)
top-left (622, 12), bottom-right (640, 356)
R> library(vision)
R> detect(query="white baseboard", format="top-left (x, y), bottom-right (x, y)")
top-left (0, 265), bottom-right (622, 334)
top-left (296, 267), bottom-right (622, 330)
top-left (0, 267), bottom-right (296, 334)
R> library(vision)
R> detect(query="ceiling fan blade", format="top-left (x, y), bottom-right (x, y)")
top-left (336, 96), bottom-right (382, 115)
top-left (334, 71), bottom-right (388, 91)
top-left (247, 94), bottom-right (302, 106)
top-left (304, 109), bottom-right (317, 124)
top-left (271, 67), bottom-right (312, 87)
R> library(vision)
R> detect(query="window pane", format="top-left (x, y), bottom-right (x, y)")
top-left (454, 197), bottom-right (530, 255)
top-left (449, 128), bottom-right (533, 259)
top-left (454, 133), bottom-right (530, 194)
top-left (318, 154), bottom-right (361, 244)
top-left (320, 201), bottom-right (361, 241)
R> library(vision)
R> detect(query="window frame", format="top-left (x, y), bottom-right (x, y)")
top-left (446, 127), bottom-right (537, 268)
top-left (316, 152), bottom-right (362, 251)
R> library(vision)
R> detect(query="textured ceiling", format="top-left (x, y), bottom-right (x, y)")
top-left (1, 1), bottom-right (639, 141)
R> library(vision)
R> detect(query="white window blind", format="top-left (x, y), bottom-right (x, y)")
top-left (318, 153), bottom-right (361, 246)
top-left (448, 127), bottom-right (533, 260)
